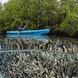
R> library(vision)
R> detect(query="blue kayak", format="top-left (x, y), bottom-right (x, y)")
top-left (7, 29), bottom-right (49, 35)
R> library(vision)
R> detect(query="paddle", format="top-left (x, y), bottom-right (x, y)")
top-left (22, 23), bottom-right (28, 30)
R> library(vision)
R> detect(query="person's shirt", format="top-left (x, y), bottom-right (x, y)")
top-left (19, 25), bottom-right (24, 29)
top-left (19, 23), bottom-right (25, 30)
top-left (19, 23), bottom-right (28, 30)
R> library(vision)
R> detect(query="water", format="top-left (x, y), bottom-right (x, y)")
top-left (0, 34), bottom-right (78, 78)
top-left (0, 34), bottom-right (78, 52)
top-left (0, 73), bottom-right (4, 78)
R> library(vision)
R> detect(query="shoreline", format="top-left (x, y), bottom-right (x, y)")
top-left (48, 29), bottom-right (78, 39)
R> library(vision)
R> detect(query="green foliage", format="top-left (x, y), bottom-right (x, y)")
top-left (28, 22), bottom-right (36, 30)
top-left (60, 13), bottom-right (78, 36)
top-left (0, 0), bottom-right (78, 37)
top-left (59, 0), bottom-right (78, 36)
top-left (11, 18), bottom-right (22, 30)
top-left (0, 16), bottom-right (4, 30)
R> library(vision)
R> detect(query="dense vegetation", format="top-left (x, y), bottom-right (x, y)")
top-left (0, 0), bottom-right (78, 37)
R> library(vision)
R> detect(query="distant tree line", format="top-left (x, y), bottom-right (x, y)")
top-left (0, 0), bottom-right (78, 37)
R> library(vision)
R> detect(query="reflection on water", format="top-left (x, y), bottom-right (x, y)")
top-left (7, 34), bottom-right (49, 39)
top-left (0, 34), bottom-right (78, 53)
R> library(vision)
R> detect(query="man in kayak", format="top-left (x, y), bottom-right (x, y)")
top-left (19, 22), bottom-right (28, 30)
top-left (18, 22), bottom-right (28, 38)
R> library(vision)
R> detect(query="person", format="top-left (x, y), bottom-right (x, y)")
top-left (18, 22), bottom-right (28, 30)
top-left (18, 22), bottom-right (28, 38)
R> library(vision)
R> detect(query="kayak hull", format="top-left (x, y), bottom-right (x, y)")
top-left (7, 29), bottom-right (49, 35)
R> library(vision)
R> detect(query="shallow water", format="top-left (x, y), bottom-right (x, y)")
top-left (0, 50), bottom-right (78, 78)
top-left (0, 35), bottom-right (78, 52)
top-left (0, 73), bottom-right (4, 78)
top-left (0, 34), bottom-right (78, 78)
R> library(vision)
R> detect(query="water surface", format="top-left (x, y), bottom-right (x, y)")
top-left (0, 34), bottom-right (78, 78)
top-left (0, 34), bottom-right (78, 52)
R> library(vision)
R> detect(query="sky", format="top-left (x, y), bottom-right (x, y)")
top-left (0, 0), bottom-right (8, 4)
top-left (0, 0), bottom-right (60, 4)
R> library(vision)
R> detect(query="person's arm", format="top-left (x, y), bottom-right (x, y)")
top-left (18, 27), bottom-right (21, 29)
